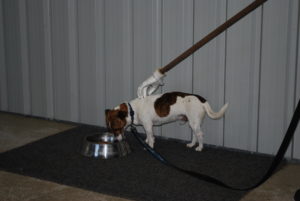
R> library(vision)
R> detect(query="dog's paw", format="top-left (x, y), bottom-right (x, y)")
top-left (195, 145), bottom-right (203, 152)
top-left (145, 139), bottom-right (154, 148)
top-left (149, 142), bottom-right (154, 149)
top-left (186, 143), bottom-right (195, 148)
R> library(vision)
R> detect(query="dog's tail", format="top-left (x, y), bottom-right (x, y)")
top-left (203, 102), bottom-right (228, 120)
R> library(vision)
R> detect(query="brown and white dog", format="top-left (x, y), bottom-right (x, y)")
top-left (105, 91), bottom-right (228, 151)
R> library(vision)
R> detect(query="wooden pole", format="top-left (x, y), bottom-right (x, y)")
top-left (159, 0), bottom-right (267, 74)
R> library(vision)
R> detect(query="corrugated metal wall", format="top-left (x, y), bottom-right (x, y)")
top-left (0, 0), bottom-right (299, 159)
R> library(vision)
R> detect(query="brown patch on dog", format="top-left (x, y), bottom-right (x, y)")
top-left (119, 103), bottom-right (128, 113)
top-left (154, 92), bottom-right (186, 117)
top-left (105, 103), bottom-right (128, 135)
top-left (154, 92), bottom-right (206, 117)
top-left (194, 95), bottom-right (206, 103)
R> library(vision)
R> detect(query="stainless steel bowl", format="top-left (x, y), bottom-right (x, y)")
top-left (81, 132), bottom-right (131, 159)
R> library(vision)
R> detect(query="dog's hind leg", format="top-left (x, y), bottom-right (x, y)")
top-left (195, 129), bottom-right (204, 151)
top-left (187, 113), bottom-right (205, 151)
top-left (189, 122), bottom-right (204, 151)
top-left (186, 133), bottom-right (197, 148)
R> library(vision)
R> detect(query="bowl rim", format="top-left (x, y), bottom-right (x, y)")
top-left (84, 132), bottom-right (117, 144)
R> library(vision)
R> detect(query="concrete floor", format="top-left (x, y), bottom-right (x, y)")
top-left (0, 112), bottom-right (299, 201)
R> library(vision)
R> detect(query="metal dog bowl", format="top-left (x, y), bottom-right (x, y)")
top-left (81, 132), bottom-right (131, 159)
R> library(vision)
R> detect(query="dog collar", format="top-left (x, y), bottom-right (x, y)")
top-left (127, 102), bottom-right (135, 125)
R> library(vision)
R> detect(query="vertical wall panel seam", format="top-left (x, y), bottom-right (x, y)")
top-left (25, 1), bottom-right (33, 115)
top-left (48, 0), bottom-right (54, 119)
top-left (76, 0), bottom-right (81, 122)
top-left (284, 0), bottom-right (298, 158)
top-left (222, 0), bottom-right (228, 147)
top-left (103, 0), bottom-right (107, 111)
top-left (67, 0), bottom-right (70, 120)
top-left (49, 0), bottom-right (56, 119)
top-left (18, 0), bottom-right (30, 115)
top-left (159, 0), bottom-right (163, 136)
top-left (68, 0), bottom-right (79, 122)
top-left (93, 0), bottom-right (99, 124)
top-left (283, 0), bottom-right (291, 132)
top-left (291, 0), bottom-right (300, 159)
top-left (131, 0), bottom-right (134, 100)
top-left (159, 0), bottom-right (163, 93)
top-left (43, 0), bottom-right (54, 118)
top-left (0, 0), bottom-right (8, 111)
top-left (190, 0), bottom-right (195, 141)
top-left (160, 0), bottom-right (163, 137)
top-left (256, 4), bottom-right (264, 153)
top-left (191, 0), bottom-right (195, 94)
top-left (76, 0), bottom-right (80, 122)
top-left (158, 0), bottom-right (162, 92)
top-left (131, 0), bottom-right (134, 99)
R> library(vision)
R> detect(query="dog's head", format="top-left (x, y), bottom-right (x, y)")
top-left (105, 103), bottom-right (128, 139)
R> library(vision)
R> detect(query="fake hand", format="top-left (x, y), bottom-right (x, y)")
top-left (137, 69), bottom-right (166, 98)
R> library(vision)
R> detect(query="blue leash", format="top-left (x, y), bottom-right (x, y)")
top-left (130, 99), bottom-right (300, 191)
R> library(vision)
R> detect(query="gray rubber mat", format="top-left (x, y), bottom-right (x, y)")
top-left (0, 125), bottom-right (278, 201)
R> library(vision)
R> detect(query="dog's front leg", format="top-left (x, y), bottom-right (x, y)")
top-left (143, 124), bottom-right (155, 148)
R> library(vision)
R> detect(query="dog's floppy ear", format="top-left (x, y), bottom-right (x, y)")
top-left (118, 111), bottom-right (127, 119)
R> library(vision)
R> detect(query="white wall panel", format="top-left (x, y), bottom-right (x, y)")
top-left (162, 0), bottom-right (193, 141)
top-left (105, 0), bottom-right (133, 109)
top-left (193, 0), bottom-right (226, 146)
top-left (133, 0), bottom-right (162, 136)
top-left (26, 0), bottom-right (49, 117)
top-left (0, 0), bottom-right (8, 111)
top-left (43, 0), bottom-right (54, 119)
top-left (68, 0), bottom-right (79, 123)
top-left (133, 0), bottom-right (161, 95)
top-left (77, 0), bottom-right (105, 126)
top-left (224, 0), bottom-right (261, 152)
top-left (51, 0), bottom-right (71, 121)
top-left (94, 0), bottom-right (106, 126)
top-left (3, 0), bottom-right (24, 114)
top-left (19, 0), bottom-right (30, 115)
top-left (258, 0), bottom-right (298, 156)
